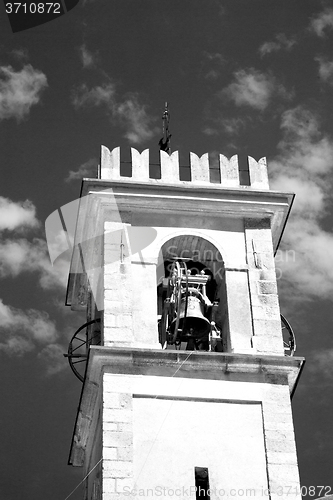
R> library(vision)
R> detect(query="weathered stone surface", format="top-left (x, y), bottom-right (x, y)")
top-left (266, 437), bottom-right (297, 454)
top-left (103, 393), bottom-right (132, 410)
top-left (257, 280), bottom-right (278, 294)
top-left (100, 146), bottom-right (120, 180)
top-left (265, 429), bottom-right (296, 442)
top-left (103, 431), bottom-right (133, 448)
top-left (252, 304), bottom-right (281, 321)
top-left (104, 375), bottom-right (132, 394)
top-left (103, 327), bottom-right (134, 343)
top-left (103, 447), bottom-right (117, 460)
top-left (248, 156), bottom-right (269, 189)
top-left (250, 292), bottom-right (280, 308)
top-left (116, 478), bottom-right (134, 493)
top-left (190, 152), bottom-right (210, 183)
top-left (103, 409), bottom-right (132, 423)
top-left (103, 460), bottom-right (133, 478)
top-left (252, 337), bottom-right (284, 354)
top-left (102, 477), bottom-right (116, 493)
top-left (104, 287), bottom-right (132, 302)
top-left (117, 422), bottom-right (132, 432)
top-left (131, 148), bottom-right (149, 181)
top-left (219, 154), bottom-right (240, 187)
top-left (268, 463), bottom-right (301, 489)
top-left (225, 270), bottom-right (253, 350)
top-left (160, 150), bottom-right (179, 183)
top-left (117, 446), bottom-right (133, 461)
top-left (103, 422), bottom-right (118, 431)
top-left (266, 451), bottom-right (297, 465)
top-left (245, 218), bottom-right (271, 231)
top-left (101, 494), bottom-right (126, 500)
top-left (103, 393), bottom-right (122, 409)
top-left (104, 313), bottom-right (133, 329)
top-left (252, 318), bottom-right (282, 338)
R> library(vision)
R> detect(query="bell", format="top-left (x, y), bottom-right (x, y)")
top-left (171, 294), bottom-right (211, 340)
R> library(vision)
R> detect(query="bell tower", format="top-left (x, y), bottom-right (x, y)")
top-left (66, 146), bottom-right (304, 499)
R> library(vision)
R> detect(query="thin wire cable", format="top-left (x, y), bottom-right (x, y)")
top-left (63, 351), bottom-right (195, 498)
top-left (63, 458), bottom-right (102, 500)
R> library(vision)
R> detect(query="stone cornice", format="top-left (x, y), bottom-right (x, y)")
top-left (69, 346), bottom-right (304, 466)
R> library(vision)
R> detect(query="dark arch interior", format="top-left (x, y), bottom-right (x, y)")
top-left (156, 235), bottom-right (228, 352)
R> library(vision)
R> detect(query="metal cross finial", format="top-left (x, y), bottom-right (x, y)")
top-left (159, 101), bottom-right (172, 155)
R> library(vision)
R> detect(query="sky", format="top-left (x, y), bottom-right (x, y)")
top-left (0, 0), bottom-right (333, 499)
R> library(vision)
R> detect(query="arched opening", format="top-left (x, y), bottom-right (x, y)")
top-left (156, 235), bottom-right (228, 352)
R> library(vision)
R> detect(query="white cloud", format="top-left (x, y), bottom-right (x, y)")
top-left (203, 117), bottom-right (246, 137)
top-left (0, 64), bottom-right (47, 121)
top-left (220, 117), bottom-right (246, 135)
top-left (115, 94), bottom-right (159, 144)
top-left (315, 57), bottom-right (333, 84)
top-left (0, 298), bottom-right (58, 355)
top-left (259, 33), bottom-right (296, 56)
top-left (0, 197), bottom-right (39, 231)
top-left (0, 237), bottom-right (69, 289)
top-left (0, 197), bottom-right (71, 290)
top-left (273, 107), bottom-right (333, 178)
top-left (65, 157), bottom-right (98, 182)
top-left (72, 82), bottom-right (116, 108)
top-left (203, 52), bottom-right (225, 64)
top-left (272, 174), bottom-right (324, 214)
top-left (38, 343), bottom-right (68, 375)
top-left (202, 51), bottom-right (226, 80)
top-left (72, 83), bottom-right (159, 144)
top-left (310, 8), bottom-right (333, 37)
top-left (221, 68), bottom-right (290, 111)
top-left (79, 44), bottom-right (97, 68)
top-left (11, 48), bottom-right (29, 61)
top-left (0, 336), bottom-right (34, 356)
top-left (270, 106), bottom-right (333, 300)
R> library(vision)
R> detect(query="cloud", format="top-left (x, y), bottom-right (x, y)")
top-left (315, 56), bottom-right (333, 84)
top-left (203, 52), bottom-right (225, 64)
top-left (115, 94), bottom-right (159, 144)
top-left (72, 83), bottom-right (159, 144)
top-left (38, 343), bottom-right (68, 375)
top-left (270, 106), bottom-right (333, 300)
top-left (65, 157), bottom-right (98, 182)
top-left (307, 349), bottom-right (333, 380)
top-left (221, 68), bottom-right (291, 111)
top-left (220, 117), bottom-right (246, 135)
top-left (203, 127), bottom-right (219, 136)
top-left (0, 197), bottom-right (39, 231)
top-left (79, 44), bottom-right (97, 68)
top-left (0, 64), bottom-right (47, 121)
top-left (310, 8), bottom-right (333, 37)
top-left (11, 48), bottom-right (29, 61)
top-left (72, 82), bottom-right (116, 108)
top-left (259, 33), bottom-right (296, 56)
top-left (202, 51), bottom-right (226, 80)
top-left (0, 237), bottom-right (69, 289)
top-left (203, 117), bottom-right (246, 137)
top-left (0, 298), bottom-right (58, 355)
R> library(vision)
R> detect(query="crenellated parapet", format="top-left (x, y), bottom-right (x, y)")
top-left (100, 146), bottom-right (270, 189)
